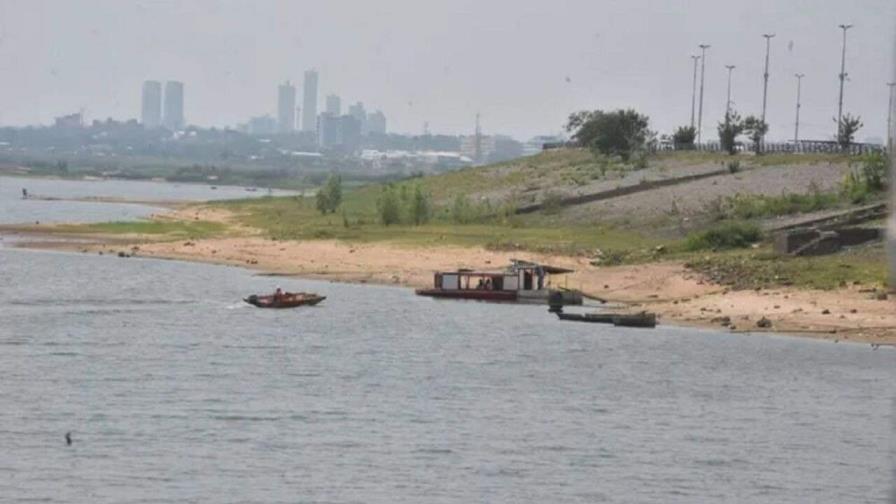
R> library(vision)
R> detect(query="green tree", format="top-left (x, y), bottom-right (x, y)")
top-left (672, 126), bottom-right (696, 150)
top-left (565, 109), bottom-right (651, 161)
top-left (835, 113), bottom-right (863, 151)
top-left (315, 174), bottom-right (342, 214)
top-left (376, 185), bottom-right (401, 225)
top-left (409, 184), bottom-right (432, 225)
top-left (717, 110), bottom-right (744, 155)
top-left (451, 194), bottom-right (472, 224)
top-left (742, 116), bottom-right (769, 154)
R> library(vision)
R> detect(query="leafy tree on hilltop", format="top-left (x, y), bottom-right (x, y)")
top-left (742, 116), bottom-right (769, 154)
top-left (409, 184), bottom-right (432, 225)
top-left (566, 109), bottom-right (650, 161)
top-left (376, 185), bottom-right (401, 225)
top-left (672, 126), bottom-right (696, 150)
top-left (835, 113), bottom-right (863, 151)
top-left (717, 110), bottom-right (744, 155)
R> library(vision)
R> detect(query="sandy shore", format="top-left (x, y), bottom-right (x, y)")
top-left (8, 211), bottom-right (894, 346)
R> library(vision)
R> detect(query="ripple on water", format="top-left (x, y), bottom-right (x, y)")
top-left (0, 248), bottom-right (893, 503)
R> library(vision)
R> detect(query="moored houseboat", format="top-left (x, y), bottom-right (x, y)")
top-left (415, 260), bottom-right (583, 305)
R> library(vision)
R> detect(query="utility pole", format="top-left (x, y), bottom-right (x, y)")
top-left (794, 73), bottom-right (804, 145)
top-left (836, 24), bottom-right (853, 138)
top-left (697, 44), bottom-right (710, 144)
top-left (474, 112), bottom-right (482, 164)
top-left (761, 33), bottom-right (775, 127)
top-left (887, 82), bottom-right (895, 153)
top-left (725, 65), bottom-right (736, 117)
top-left (690, 55), bottom-right (700, 128)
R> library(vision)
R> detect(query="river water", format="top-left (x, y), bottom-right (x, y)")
top-left (0, 175), bottom-right (295, 224)
top-left (0, 246), bottom-right (893, 503)
top-left (0, 177), bottom-right (894, 502)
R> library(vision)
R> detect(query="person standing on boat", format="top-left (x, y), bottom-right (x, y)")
top-left (274, 287), bottom-right (284, 301)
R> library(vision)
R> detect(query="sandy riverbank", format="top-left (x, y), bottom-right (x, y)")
top-left (8, 214), bottom-right (894, 345)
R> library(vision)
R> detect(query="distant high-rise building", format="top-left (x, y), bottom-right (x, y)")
top-left (277, 81), bottom-right (296, 133)
top-left (367, 110), bottom-right (386, 135)
top-left (162, 81), bottom-right (184, 130)
top-left (302, 69), bottom-right (319, 133)
top-left (247, 115), bottom-right (278, 136)
top-left (318, 113), bottom-right (361, 152)
top-left (325, 95), bottom-right (341, 116)
top-left (141, 80), bottom-right (162, 128)
top-left (317, 112), bottom-right (340, 148)
top-left (348, 102), bottom-right (367, 135)
top-left (54, 112), bottom-right (83, 129)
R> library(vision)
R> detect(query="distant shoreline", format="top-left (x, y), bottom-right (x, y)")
top-left (4, 205), bottom-right (894, 347)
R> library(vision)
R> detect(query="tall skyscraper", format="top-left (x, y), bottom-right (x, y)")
top-left (348, 101), bottom-right (366, 135)
top-left (277, 81), bottom-right (296, 133)
top-left (141, 80), bottom-right (162, 128)
top-left (367, 110), bottom-right (387, 135)
top-left (325, 94), bottom-right (341, 116)
top-left (302, 69), bottom-right (318, 133)
top-left (162, 81), bottom-right (184, 130)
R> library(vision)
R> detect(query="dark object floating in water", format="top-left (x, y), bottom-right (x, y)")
top-left (555, 311), bottom-right (657, 328)
top-left (548, 291), bottom-right (655, 328)
top-left (244, 292), bottom-right (325, 308)
top-left (65, 432), bottom-right (72, 446)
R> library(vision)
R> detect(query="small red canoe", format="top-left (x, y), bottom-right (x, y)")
top-left (244, 292), bottom-right (326, 308)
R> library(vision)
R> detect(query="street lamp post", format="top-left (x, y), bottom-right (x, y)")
top-left (725, 65), bottom-right (736, 117)
top-left (837, 24), bottom-right (853, 138)
top-left (887, 82), bottom-right (895, 153)
top-left (761, 34), bottom-right (775, 128)
top-left (697, 44), bottom-right (710, 145)
top-left (690, 55), bottom-right (700, 129)
top-left (794, 73), bottom-right (805, 146)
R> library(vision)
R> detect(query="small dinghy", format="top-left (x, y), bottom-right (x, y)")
top-left (555, 311), bottom-right (656, 328)
top-left (244, 292), bottom-right (326, 308)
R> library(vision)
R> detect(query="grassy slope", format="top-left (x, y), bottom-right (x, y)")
top-left (48, 149), bottom-right (886, 289)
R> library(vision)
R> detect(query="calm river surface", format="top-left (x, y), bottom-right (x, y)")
top-left (0, 247), bottom-right (893, 503)
top-left (0, 175), bottom-right (295, 224)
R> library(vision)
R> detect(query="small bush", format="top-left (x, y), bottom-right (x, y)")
top-left (727, 160), bottom-right (740, 174)
top-left (722, 191), bottom-right (839, 220)
top-left (540, 191), bottom-right (565, 214)
top-left (841, 152), bottom-right (889, 204)
top-left (685, 222), bottom-right (762, 251)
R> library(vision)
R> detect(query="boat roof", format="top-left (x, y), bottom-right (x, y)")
top-left (509, 259), bottom-right (575, 274)
top-left (438, 260), bottom-right (575, 276)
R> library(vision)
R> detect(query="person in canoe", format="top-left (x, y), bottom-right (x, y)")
top-left (273, 287), bottom-right (284, 301)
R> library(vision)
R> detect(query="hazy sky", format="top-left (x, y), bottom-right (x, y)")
top-left (0, 0), bottom-right (893, 141)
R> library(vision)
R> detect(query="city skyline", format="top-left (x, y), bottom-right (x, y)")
top-left (0, 1), bottom-right (893, 140)
top-left (276, 81), bottom-right (296, 133)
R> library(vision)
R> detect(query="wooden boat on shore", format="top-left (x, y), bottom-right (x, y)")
top-left (415, 260), bottom-right (583, 305)
top-left (244, 292), bottom-right (326, 308)
top-left (555, 311), bottom-right (656, 328)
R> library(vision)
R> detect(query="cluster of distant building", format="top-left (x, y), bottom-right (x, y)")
top-left (33, 73), bottom-right (566, 171)
top-left (239, 69), bottom-right (388, 153)
top-left (140, 81), bottom-right (184, 131)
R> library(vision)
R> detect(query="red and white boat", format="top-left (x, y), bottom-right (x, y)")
top-left (415, 260), bottom-right (582, 305)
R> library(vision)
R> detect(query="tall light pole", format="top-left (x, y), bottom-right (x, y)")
top-left (761, 33), bottom-right (775, 127)
top-left (690, 55), bottom-right (700, 128)
top-left (837, 24), bottom-right (853, 138)
top-left (887, 82), bottom-right (895, 153)
top-left (697, 44), bottom-right (710, 144)
top-left (794, 73), bottom-right (805, 145)
top-left (725, 65), bottom-right (736, 116)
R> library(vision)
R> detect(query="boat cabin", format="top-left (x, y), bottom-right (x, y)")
top-left (416, 260), bottom-right (581, 304)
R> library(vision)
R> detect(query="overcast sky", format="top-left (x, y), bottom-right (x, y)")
top-left (0, 0), bottom-right (893, 141)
